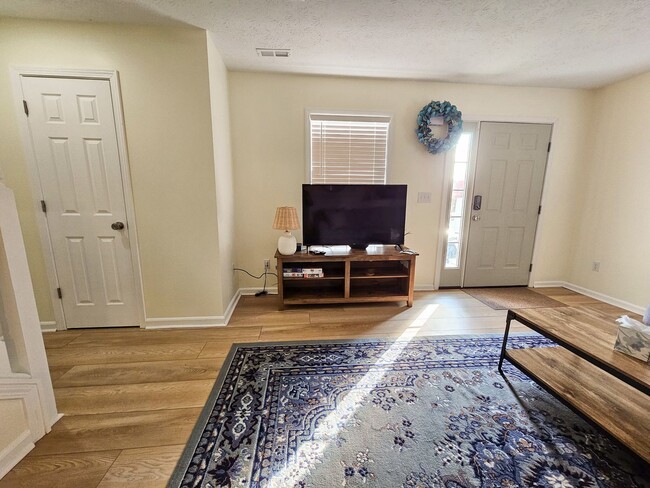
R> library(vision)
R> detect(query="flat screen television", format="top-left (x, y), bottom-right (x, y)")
top-left (302, 184), bottom-right (407, 248)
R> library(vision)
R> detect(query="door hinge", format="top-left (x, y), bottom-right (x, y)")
top-left (538, 205), bottom-right (542, 215)
top-left (57, 287), bottom-right (62, 299)
top-left (41, 200), bottom-right (47, 213)
top-left (529, 264), bottom-right (533, 272)
top-left (547, 141), bottom-right (551, 152)
top-left (23, 100), bottom-right (29, 116)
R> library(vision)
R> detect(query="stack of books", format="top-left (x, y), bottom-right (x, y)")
top-left (283, 267), bottom-right (324, 278)
top-left (283, 267), bottom-right (304, 278)
top-left (302, 268), bottom-right (324, 278)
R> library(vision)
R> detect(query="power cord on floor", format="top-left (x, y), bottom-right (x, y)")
top-left (233, 267), bottom-right (278, 297)
top-left (257, 271), bottom-right (268, 297)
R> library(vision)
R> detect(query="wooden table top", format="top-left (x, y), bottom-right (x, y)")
top-left (510, 306), bottom-right (650, 392)
top-left (275, 245), bottom-right (418, 261)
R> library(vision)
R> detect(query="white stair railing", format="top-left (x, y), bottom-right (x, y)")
top-left (0, 182), bottom-right (59, 478)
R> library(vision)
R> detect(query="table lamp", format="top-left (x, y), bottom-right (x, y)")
top-left (273, 206), bottom-right (300, 255)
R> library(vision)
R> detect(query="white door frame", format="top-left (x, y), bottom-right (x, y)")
top-left (10, 67), bottom-right (146, 331)
top-left (434, 115), bottom-right (557, 290)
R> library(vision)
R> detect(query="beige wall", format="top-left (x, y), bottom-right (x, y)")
top-left (0, 399), bottom-right (29, 450)
top-left (228, 72), bottom-right (593, 289)
top-left (0, 17), bottom-right (224, 322)
top-left (207, 32), bottom-right (238, 311)
top-left (3, 17), bottom-right (644, 316)
top-left (569, 71), bottom-right (650, 309)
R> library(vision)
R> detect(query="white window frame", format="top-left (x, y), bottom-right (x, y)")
top-left (305, 109), bottom-right (393, 184)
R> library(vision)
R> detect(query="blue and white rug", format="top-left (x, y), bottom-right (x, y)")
top-left (169, 335), bottom-right (648, 488)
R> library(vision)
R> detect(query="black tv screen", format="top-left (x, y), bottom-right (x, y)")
top-left (302, 184), bottom-right (407, 247)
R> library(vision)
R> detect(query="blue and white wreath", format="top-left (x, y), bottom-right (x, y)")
top-left (416, 100), bottom-right (463, 154)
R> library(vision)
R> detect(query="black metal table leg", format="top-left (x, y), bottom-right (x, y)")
top-left (498, 310), bottom-right (514, 374)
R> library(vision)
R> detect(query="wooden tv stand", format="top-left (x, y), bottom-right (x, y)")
top-left (275, 246), bottom-right (417, 309)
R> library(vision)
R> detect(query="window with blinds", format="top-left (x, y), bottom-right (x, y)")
top-left (309, 113), bottom-right (391, 184)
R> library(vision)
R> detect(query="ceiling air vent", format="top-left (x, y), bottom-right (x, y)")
top-left (256, 48), bottom-right (290, 58)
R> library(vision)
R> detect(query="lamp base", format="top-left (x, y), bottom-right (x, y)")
top-left (278, 231), bottom-right (297, 255)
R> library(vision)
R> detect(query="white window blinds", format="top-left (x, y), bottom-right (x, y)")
top-left (310, 113), bottom-right (391, 184)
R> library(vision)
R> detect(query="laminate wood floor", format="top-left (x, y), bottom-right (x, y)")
top-left (0, 287), bottom-right (615, 487)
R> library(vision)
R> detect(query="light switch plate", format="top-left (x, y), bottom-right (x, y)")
top-left (417, 192), bottom-right (432, 203)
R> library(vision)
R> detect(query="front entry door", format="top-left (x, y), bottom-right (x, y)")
top-left (463, 122), bottom-right (551, 287)
top-left (21, 76), bottom-right (139, 328)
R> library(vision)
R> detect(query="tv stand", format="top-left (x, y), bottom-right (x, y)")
top-left (275, 245), bottom-right (417, 310)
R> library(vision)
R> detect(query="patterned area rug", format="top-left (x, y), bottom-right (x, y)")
top-left (169, 336), bottom-right (648, 488)
top-left (463, 287), bottom-right (565, 310)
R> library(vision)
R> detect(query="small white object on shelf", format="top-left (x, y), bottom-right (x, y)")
top-left (614, 315), bottom-right (650, 361)
top-left (643, 304), bottom-right (650, 326)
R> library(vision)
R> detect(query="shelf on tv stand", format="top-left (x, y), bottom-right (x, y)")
top-left (275, 245), bottom-right (417, 310)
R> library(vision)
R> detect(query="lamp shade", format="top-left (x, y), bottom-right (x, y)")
top-left (272, 207), bottom-right (300, 231)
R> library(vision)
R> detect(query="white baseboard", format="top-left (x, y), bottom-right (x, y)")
top-left (562, 282), bottom-right (645, 315)
top-left (143, 287), bottom-right (280, 329)
top-left (144, 315), bottom-right (227, 329)
top-left (414, 284), bottom-right (436, 291)
top-left (143, 289), bottom-right (245, 329)
top-left (532, 281), bottom-right (566, 288)
top-left (40, 321), bottom-right (57, 333)
top-left (41, 281), bottom-right (647, 333)
top-left (222, 289), bottom-right (242, 324)
top-left (533, 280), bottom-right (644, 315)
top-left (0, 430), bottom-right (34, 479)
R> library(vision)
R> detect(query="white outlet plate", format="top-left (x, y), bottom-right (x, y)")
top-left (417, 192), bottom-right (432, 204)
top-left (592, 261), bottom-right (600, 272)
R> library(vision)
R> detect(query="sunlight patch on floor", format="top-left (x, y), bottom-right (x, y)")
top-left (267, 304), bottom-right (439, 487)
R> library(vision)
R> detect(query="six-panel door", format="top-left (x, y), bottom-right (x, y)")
top-left (463, 122), bottom-right (552, 287)
top-left (22, 76), bottom-right (139, 328)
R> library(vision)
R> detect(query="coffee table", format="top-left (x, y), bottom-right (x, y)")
top-left (499, 306), bottom-right (650, 463)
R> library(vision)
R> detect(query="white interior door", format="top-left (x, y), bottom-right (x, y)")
top-left (21, 76), bottom-right (139, 328)
top-left (463, 122), bottom-right (551, 287)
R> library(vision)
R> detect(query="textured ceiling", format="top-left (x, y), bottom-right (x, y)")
top-left (0, 0), bottom-right (183, 25)
top-left (3, 0), bottom-right (650, 88)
